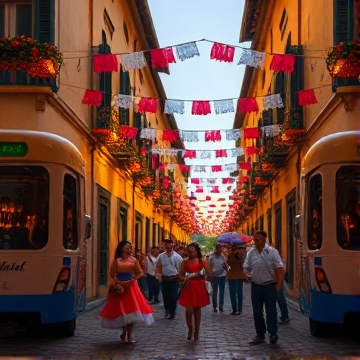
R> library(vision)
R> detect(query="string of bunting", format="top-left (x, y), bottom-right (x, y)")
top-left (82, 88), bottom-right (319, 113)
top-left (110, 124), bottom-right (280, 144)
top-left (67, 38), bottom-right (328, 72)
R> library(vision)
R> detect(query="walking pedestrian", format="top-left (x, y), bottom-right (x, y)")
top-left (98, 240), bottom-right (154, 343)
top-left (156, 238), bottom-right (183, 319)
top-left (243, 230), bottom-right (285, 345)
top-left (227, 243), bottom-right (247, 315)
top-left (178, 242), bottom-right (210, 342)
top-left (277, 279), bottom-right (290, 324)
top-left (146, 246), bottom-right (161, 304)
top-left (208, 244), bottom-right (227, 312)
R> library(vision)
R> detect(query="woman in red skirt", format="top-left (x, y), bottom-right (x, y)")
top-left (178, 242), bottom-right (210, 342)
top-left (99, 240), bottom-right (154, 343)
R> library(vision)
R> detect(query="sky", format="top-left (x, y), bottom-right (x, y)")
top-left (147, 0), bottom-right (250, 133)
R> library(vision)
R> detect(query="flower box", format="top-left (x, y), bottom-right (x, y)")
top-left (0, 36), bottom-right (62, 78)
top-left (326, 40), bottom-right (360, 78)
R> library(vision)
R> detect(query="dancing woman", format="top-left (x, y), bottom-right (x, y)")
top-left (178, 242), bottom-right (210, 342)
top-left (99, 240), bottom-right (154, 343)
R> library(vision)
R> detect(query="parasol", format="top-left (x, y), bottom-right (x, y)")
top-left (217, 232), bottom-right (253, 245)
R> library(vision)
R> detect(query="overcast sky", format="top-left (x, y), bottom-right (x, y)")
top-left (147, 0), bottom-right (250, 132)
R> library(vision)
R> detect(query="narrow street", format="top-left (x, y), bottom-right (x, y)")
top-left (0, 284), bottom-right (359, 359)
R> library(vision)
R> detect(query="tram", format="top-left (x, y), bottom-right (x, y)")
top-left (0, 130), bottom-right (90, 336)
top-left (299, 131), bottom-right (360, 336)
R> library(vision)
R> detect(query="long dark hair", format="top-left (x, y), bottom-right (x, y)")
top-left (187, 242), bottom-right (203, 262)
top-left (115, 240), bottom-right (131, 259)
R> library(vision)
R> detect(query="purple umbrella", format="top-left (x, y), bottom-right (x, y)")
top-left (217, 232), bottom-right (253, 245)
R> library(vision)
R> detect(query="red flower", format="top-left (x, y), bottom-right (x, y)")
top-left (32, 47), bottom-right (39, 57)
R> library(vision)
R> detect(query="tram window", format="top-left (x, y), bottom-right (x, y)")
top-left (0, 166), bottom-right (49, 250)
top-left (308, 174), bottom-right (322, 250)
top-left (336, 166), bottom-right (360, 251)
top-left (63, 174), bottom-right (79, 250)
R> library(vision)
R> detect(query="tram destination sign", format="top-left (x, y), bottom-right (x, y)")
top-left (0, 142), bottom-right (28, 157)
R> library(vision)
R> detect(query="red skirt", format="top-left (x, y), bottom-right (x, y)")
top-left (178, 278), bottom-right (210, 308)
top-left (99, 280), bottom-right (154, 328)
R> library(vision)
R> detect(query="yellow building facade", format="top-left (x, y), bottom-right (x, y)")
top-left (236, 0), bottom-right (360, 298)
top-left (0, 0), bottom-right (189, 299)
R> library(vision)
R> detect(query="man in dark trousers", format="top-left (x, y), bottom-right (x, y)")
top-left (243, 230), bottom-right (285, 345)
top-left (156, 239), bottom-right (183, 319)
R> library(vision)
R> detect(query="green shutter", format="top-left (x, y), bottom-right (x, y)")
top-left (35, 0), bottom-right (54, 43)
top-left (334, 0), bottom-right (353, 43)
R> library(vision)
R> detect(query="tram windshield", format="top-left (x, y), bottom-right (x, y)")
top-left (336, 166), bottom-right (360, 251)
top-left (0, 166), bottom-right (49, 250)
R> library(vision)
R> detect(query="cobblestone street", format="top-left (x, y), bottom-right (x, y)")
top-left (0, 284), bottom-right (359, 359)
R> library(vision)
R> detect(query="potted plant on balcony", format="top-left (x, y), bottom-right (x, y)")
top-left (0, 35), bottom-right (63, 81)
top-left (326, 39), bottom-right (360, 78)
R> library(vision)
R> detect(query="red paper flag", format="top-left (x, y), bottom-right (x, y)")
top-left (222, 178), bottom-right (233, 184)
top-left (206, 196), bottom-right (211, 201)
top-left (162, 130), bottom-right (179, 142)
top-left (210, 186), bottom-right (220, 193)
top-left (215, 149), bottom-right (228, 158)
top-left (183, 150), bottom-right (196, 158)
top-left (192, 101), bottom-right (211, 115)
top-left (150, 49), bottom-right (167, 68)
top-left (205, 130), bottom-right (222, 142)
top-left (210, 43), bottom-right (235, 62)
top-left (164, 47), bottom-right (176, 64)
top-left (93, 54), bottom-right (118, 72)
top-left (298, 89), bottom-right (318, 106)
top-left (243, 128), bottom-right (260, 139)
top-left (137, 98), bottom-right (158, 113)
top-left (270, 54), bottom-right (284, 72)
top-left (239, 162), bottom-right (251, 171)
top-left (191, 178), bottom-right (200, 184)
top-left (283, 54), bottom-right (295, 73)
top-left (238, 98), bottom-right (259, 113)
top-left (211, 165), bottom-right (222, 172)
top-left (82, 90), bottom-right (103, 106)
top-left (239, 176), bottom-right (249, 182)
top-left (120, 125), bottom-right (138, 139)
top-left (245, 146), bottom-right (258, 155)
top-left (195, 186), bottom-right (204, 193)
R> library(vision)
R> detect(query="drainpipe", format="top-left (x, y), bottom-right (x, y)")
top-left (132, 180), bottom-right (136, 243)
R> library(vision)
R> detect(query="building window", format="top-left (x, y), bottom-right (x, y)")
top-left (308, 173), bottom-right (322, 250)
top-left (145, 217), bottom-right (150, 252)
top-left (279, 9), bottom-right (288, 41)
top-left (0, 0), bottom-right (32, 38)
top-left (119, 64), bottom-right (130, 125)
top-left (98, 189), bottom-right (110, 287)
top-left (118, 200), bottom-right (128, 243)
top-left (275, 200), bottom-right (282, 254)
top-left (286, 188), bottom-right (296, 289)
top-left (103, 8), bottom-right (114, 40)
top-left (123, 20), bottom-right (129, 44)
top-left (267, 208), bottom-right (272, 244)
top-left (0, 0), bottom-right (54, 43)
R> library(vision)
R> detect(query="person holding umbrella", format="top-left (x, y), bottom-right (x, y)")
top-left (226, 243), bottom-right (247, 315)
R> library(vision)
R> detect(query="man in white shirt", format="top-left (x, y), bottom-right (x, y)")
top-left (243, 230), bottom-right (285, 346)
top-left (208, 244), bottom-right (227, 312)
top-left (156, 238), bottom-right (183, 319)
top-left (146, 246), bottom-right (161, 304)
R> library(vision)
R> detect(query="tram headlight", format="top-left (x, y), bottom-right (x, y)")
top-left (53, 267), bottom-right (71, 293)
top-left (315, 267), bottom-right (332, 293)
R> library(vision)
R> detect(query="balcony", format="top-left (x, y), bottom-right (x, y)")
top-left (0, 70), bottom-right (58, 93)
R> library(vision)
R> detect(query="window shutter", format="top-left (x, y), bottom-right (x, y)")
top-left (334, 0), bottom-right (353, 43)
top-left (35, 0), bottom-right (54, 43)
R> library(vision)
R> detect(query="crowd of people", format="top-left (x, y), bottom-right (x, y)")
top-left (98, 231), bottom-right (291, 345)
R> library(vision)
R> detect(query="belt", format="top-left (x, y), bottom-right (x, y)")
top-left (253, 281), bottom-right (276, 286)
top-left (162, 275), bottom-right (178, 280)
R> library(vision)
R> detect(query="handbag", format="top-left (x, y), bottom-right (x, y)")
top-left (109, 279), bottom-right (125, 295)
top-left (177, 280), bottom-right (186, 300)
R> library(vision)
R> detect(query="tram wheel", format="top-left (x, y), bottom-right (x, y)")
top-left (52, 317), bottom-right (76, 337)
top-left (309, 317), bottom-right (328, 337)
